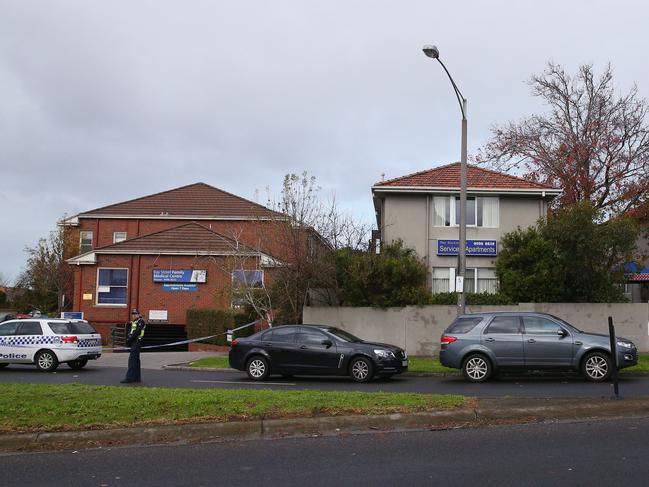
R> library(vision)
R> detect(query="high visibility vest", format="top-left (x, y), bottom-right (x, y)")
top-left (130, 319), bottom-right (145, 340)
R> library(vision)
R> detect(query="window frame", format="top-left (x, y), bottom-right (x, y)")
top-left (113, 231), bottom-right (127, 243)
top-left (432, 196), bottom-right (499, 228)
top-left (95, 267), bottom-right (129, 306)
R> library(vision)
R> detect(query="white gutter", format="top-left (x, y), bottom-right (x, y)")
top-left (76, 214), bottom-right (287, 221)
top-left (372, 186), bottom-right (562, 196)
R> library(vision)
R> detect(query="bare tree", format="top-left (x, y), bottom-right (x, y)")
top-left (476, 63), bottom-right (649, 215)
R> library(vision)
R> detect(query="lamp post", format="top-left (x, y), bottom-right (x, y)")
top-left (423, 44), bottom-right (467, 316)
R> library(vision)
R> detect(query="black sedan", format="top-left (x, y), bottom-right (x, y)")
top-left (228, 324), bottom-right (408, 382)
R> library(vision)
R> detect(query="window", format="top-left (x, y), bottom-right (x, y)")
top-left (523, 316), bottom-right (564, 335)
top-left (113, 232), bottom-right (127, 243)
top-left (476, 268), bottom-right (498, 294)
top-left (15, 322), bottom-right (43, 335)
top-left (433, 196), bottom-right (499, 228)
top-left (432, 267), bottom-right (451, 293)
top-left (231, 270), bottom-right (264, 308)
top-left (0, 322), bottom-right (19, 336)
top-left (96, 268), bottom-right (128, 305)
top-left (485, 316), bottom-right (521, 334)
top-left (79, 231), bottom-right (93, 253)
top-left (446, 317), bottom-right (483, 334)
top-left (437, 267), bottom-right (498, 294)
top-left (48, 321), bottom-right (97, 334)
top-left (298, 328), bottom-right (328, 345)
top-left (268, 327), bottom-right (298, 343)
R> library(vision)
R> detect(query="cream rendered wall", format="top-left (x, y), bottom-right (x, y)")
top-left (379, 192), bottom-right (548, 273)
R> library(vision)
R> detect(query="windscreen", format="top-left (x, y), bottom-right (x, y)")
top-left (326, 327), bottom-right (362, 343)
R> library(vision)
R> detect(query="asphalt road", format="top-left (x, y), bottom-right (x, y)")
top-left (1, 362), bottom-right (649, 396)
top-left (3, 417), bottom-right (649, 486)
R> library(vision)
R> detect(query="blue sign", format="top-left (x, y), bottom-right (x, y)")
top-left (162, 284), bottom-right (198, 292)
top-left (61, 312), bottom-right (84, 320)
top-left (437, 239), bottom-right (497, 256)
top-left (153, 269), bottom-right (206, 283)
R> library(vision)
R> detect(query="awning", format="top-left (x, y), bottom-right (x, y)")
top-left (625, 262), bottom-right (649, 282)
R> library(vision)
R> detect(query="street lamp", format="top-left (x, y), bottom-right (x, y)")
top-left (423, 44), bottom-right (468, 316)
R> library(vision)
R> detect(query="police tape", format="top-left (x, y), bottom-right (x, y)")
top-left (0, 321), bottom-right (259, 352)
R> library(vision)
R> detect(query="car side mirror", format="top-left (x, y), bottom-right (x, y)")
top-left (557, 329), bottom-right (568, 337)
top-left (322, 339), bottom-right (333, 348)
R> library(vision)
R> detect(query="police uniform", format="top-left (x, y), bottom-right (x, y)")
top-left (121, 310), bottom-right (146, 383)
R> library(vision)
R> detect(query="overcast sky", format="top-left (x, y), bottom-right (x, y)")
top-left (1, 0), bottom-right (648, 281)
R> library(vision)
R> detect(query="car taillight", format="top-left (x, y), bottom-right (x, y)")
top-left (441, 335), bottom-right (457, 344)
top-left (231, 339), bottom-right (239, 347)
top-left (62, 336), bottom-right (78, 343)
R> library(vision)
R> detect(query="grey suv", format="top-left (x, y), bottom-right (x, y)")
top-left (439, 312), bottom-right (638, 382)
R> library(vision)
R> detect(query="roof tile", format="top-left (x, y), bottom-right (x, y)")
top-left (374, 162), bottom-right (559, 191)
top-left (80, 182), bottom-right (281, 218)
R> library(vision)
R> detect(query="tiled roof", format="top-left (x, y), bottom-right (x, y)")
top-left (374, 162), bottom-right (559, 191)
top-left (93, 222), bottom-right (256, 254)
top-left (79, 182), bottom-right (282, 218)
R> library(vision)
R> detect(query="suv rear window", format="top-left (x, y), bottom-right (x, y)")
top-left (446, 317), bottom-right (483, 334)
top-left (48, 321), bottom-right (97, 334)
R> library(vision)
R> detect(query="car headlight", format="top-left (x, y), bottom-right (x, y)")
top-left (617, 341), bottom-right (634, 349)
top-left (374, 349), bottom-right (395, 359)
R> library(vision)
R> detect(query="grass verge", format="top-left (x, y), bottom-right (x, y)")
top-left (0, 383), bottom-right (465, 434)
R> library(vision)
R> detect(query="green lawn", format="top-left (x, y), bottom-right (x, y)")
top-left (191, 353), bottom-right (649, 375)
top-left (0, 383), bottom-right (465, 433)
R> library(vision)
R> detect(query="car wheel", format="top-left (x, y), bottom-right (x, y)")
top-left (582, 352), bottom-right (612, 382)
top-left (462, 354), bottom-right (492, 382)
top-left (349, 356), bottom-right (374, 383)
top-left (67, 359), bottom-right (88, 370)
top-left (246, 356), bottom-right (269, 381)
top-left (35, 350), bottom-right (59, 372)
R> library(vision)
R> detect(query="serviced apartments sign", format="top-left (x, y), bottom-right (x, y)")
top-left (437, 239), bottom-right (497, 256)
top-left (152, 269), bottom-right (207, 283)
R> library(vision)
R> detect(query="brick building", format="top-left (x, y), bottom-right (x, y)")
top-left (63, 183), bottom-right (289, 341)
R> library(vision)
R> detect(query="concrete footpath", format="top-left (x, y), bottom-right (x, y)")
top-left (3, 396), bottom-right (649, 452)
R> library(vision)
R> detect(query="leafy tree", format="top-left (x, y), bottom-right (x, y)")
top-left (477, 63), bottom-right (649, 215)
top-left (329, 241), bottom-right (432, 307)
top-left (13, 223), bottom-right (76, 314)
top-left (497, 202), bottom-right (638, 302)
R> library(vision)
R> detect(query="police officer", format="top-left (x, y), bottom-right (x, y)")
top-left (121, 309), bottom-right (146, 384)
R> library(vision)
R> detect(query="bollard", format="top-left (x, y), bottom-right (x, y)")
top-left (608, 316), bottom-right (620, 399)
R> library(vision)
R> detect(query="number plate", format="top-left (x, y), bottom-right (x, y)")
top-left (402, 360), bottom-right (408, 367)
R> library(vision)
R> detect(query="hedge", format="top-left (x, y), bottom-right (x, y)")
top-left (429, 292), bottom-right (515, 305)
top-left (186, 309), bottom-right (236, 346)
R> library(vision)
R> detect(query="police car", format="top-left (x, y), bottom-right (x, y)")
top-left (0, 318), bottom-right (102, 371)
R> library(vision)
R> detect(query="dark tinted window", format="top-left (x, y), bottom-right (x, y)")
top-left (48, 321), bottom-right (97, 334)
top-left (326, 328), bottom-right (361, 343)
top-left (0, 322), bottom-right (19, 336)
top-left (523, 316), bottom-right (563, 335)
top-left (269, 327), bottom-right (298, 343)
top-left (446, 317), bottom-right (483, 334)
top-left (15, 322), bottom-right (43, 335)
top-left (298, 328), bottom-right (328, 344)
top-left (485, 316), bottom-right (521, 334)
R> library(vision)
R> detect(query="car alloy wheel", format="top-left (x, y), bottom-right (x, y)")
top-left (35, 350), bottom-right (59, 372)
top-left (582, 352), bottom-right (611, 382)
top-left (349, 357), bottom-right (373, 383)
top-left (246, 356), bottom-right (269, 381)
top-left (462, 354), bottom-right (491, 382)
